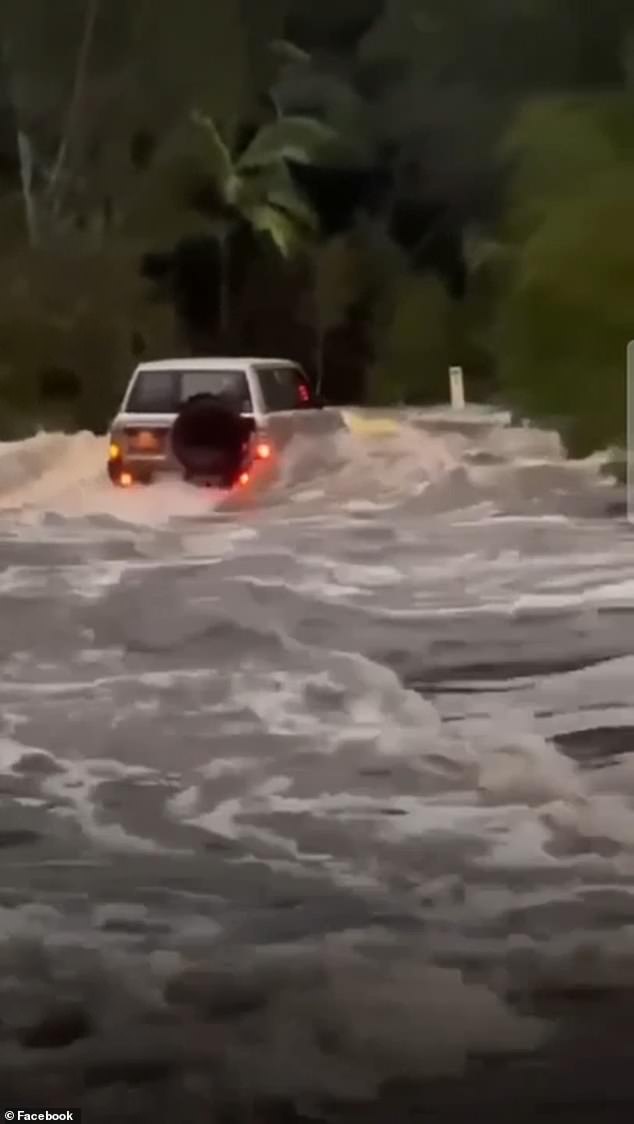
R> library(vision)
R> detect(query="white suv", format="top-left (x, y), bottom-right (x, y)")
top-left (107, 357), bottom-right (341, 488)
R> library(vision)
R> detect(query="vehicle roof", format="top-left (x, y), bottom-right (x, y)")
top-left (134, 358), bottom-right (297, 372)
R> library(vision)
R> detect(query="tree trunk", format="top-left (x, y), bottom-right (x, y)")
top-left (0, 31), bottom-right (39, 246)
top-left (218, 231), bottom-right (230, 341)
top-left (17, 131), bottom-right (39, 246)
top-left (48, 0), bottom-right (101, 221)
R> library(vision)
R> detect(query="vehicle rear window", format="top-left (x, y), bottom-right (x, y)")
top-left (125, 369), bottom-right (252, 413)
top-left (257, 366), bottom-right (313, 412)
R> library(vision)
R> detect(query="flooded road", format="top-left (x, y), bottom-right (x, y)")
top-left (0, 410), bottom-right (633, 1120)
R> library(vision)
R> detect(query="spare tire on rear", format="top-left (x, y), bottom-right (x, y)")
top-left (171, 393), bottom-right (247, 483)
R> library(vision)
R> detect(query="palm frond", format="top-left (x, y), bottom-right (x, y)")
top-left (269, 39), bottom-right (312, 66)
top-left (237, 160), bottom-right (318, 231)
top-left (245, 201), bottom-right (310, 257)
top-left (190, 109), bottom-right (236, 201)
top-left (238, 116), bottom-right (338, 171)
top-left (267, 188), bottom-right (319, 233)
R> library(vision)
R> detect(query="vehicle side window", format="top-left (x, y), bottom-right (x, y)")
top-left (257, 366), bottom-right (312, 413)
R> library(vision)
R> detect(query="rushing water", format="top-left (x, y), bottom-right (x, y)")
top-left (0, 410), bottom-right (632, 1121)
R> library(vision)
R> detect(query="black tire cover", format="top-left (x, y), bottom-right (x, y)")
top-left (171, 393), bottom-right (246, 478)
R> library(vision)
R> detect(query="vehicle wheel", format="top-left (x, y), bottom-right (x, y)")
top-left (172, 393), bottom-right (247, 481)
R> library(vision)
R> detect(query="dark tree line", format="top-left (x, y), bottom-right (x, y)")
top-left (1, 0), bottom-right (633, 452)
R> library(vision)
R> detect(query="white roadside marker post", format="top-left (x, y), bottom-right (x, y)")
top-left (449, 365), bottom-right (465, 410)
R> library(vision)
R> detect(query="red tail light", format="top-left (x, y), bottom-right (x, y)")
top-left (238, 471), bottom-right (250, 486)
top-left (255, 442), bottom-right (272, 460)
top-left (298, 384), bottom-right (310, 404)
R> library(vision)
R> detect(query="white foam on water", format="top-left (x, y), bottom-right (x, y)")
top-left (0, 430), bottom-right (221, 523)
top-left (0, 410), bottom-right (631, 1116)
top-left (0, 922), bottom-right (546, 1115)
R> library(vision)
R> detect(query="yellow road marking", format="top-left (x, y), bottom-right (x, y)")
top-left (342, 411), bottom-right (400, 436)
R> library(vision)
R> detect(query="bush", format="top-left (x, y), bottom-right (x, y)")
top-left (0, 248), bottom-right (176, 437)
top-left (498, 166), bottom-right (634, 454)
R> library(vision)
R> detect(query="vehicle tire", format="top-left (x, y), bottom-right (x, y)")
top-left (171, 393), bottom-right (247, 482)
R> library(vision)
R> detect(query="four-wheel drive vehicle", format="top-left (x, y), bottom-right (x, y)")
top-left (107, 358), bottom-right (342, 488)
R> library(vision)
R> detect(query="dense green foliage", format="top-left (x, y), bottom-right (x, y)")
top-left (0, 0), bottom-right (633, 450)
